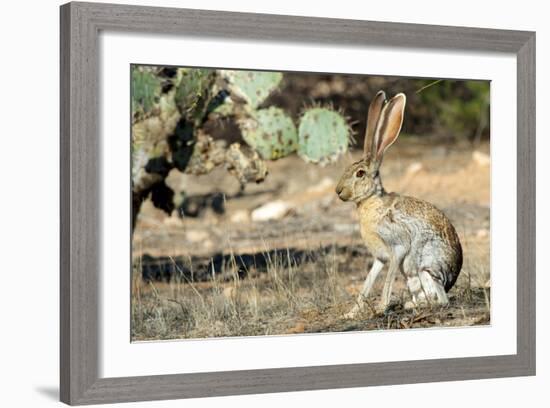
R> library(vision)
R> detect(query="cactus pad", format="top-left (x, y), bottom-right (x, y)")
top-left (219, 70), bottom-right (282, 108)
top-left (225, 143), bottom-right (269, 185)
top-left (132, 92), bottom-right (180, 147)
top-left (132, 67), bottom-right (163, 121)
top-left (297, 107), bottom-right (350, 165)
top-left (238, 107), bottom-right (298, 160)
top-left (132, 90), bottom-right (181, 190)
top-left (174, 68), bottom-right (216, 125)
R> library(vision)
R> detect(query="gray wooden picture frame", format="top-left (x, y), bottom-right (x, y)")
top-left (60, 1), bottom-right (536, 405)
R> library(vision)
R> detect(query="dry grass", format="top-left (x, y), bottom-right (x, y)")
top-left (131, 140), bottom-right (491, 341)
top-left (131, 243), bottom-right (490, 341)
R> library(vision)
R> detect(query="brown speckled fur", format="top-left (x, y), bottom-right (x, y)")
top-left (337, 150), bottom-right (462, 293)
top-left (335, 92), bottom-right (462, 313)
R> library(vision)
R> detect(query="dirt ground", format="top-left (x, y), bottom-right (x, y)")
top-left (131, 137), bottom-right (490, 341)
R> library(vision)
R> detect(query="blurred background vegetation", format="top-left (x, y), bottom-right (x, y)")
top-left (265, 73), bottom-right (490, 147)
top-left (131, 66), bottom-right (490, 229)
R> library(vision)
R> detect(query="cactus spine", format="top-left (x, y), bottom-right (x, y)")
top-left (131, 66), bottom-right (352, 228)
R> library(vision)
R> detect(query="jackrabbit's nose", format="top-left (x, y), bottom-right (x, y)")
top-left (337, 186), bottom-right (352, 201)
top-left (335, 185), bottom-right (343, 194)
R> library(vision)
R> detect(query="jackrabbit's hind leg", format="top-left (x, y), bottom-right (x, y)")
top-left (344, 259), bottom-right (384, 319)
top-left (420, 270), bottom-right (448, 305)
top-left (405, 269), bottom-right (448, 309)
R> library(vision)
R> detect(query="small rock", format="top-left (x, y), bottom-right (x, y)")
top-left (230, 209), bottom-right (250, 224)
top-left (472, 150), bottom-right (490, 167)
top-left (186, 229), bottom-right (209, 243)
top-left (251, 200), bottom-right (293, 222)
top-left (405, 162), bottom-right (424, 176)
top-left (476, 228), bottom-right (489, 239)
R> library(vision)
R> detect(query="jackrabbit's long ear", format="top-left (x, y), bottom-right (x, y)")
top-left (363, 90), bottom-right (386, 157)
top-left (374, 93), bottom-right (406, 162)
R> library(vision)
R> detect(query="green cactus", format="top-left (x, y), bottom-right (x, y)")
top-left (209, 97), bottom-right (235, 118)
top-left (220, 70), bottom-right (283, 109)
top-left (174, 68), bottom-right (217, 126)
top-left (225, 143), bottom-right (269, 185)
top-left (132, 66), bottom-right (163, 122)
top-left (132, 90), bottom-right (181, 190)
top-left (131, 66), bottom-right (352, 229)
top-left (132, 92), bottom-right (180, 146)
top-left (238, 107), bottom-right (298, 160)
top-left (297, 107), bottom-right (350, 165)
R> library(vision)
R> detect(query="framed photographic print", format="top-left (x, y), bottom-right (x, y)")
top-left (60, 1), bottom-right (535, 405)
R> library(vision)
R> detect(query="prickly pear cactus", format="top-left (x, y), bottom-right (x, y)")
top-left (225, 143), bottom-right (269, 185)
top-left (219, 70), bottom-right (283, 109)
top-left (131, 65), bottom-right (352, 230)
top-left (297, 107), bottom-right (351, 165)
top-left (131, 67), bottom-right (163, 122)
top-left (174, 68), bottom-right (217, 126)
top-left (238, 107), bottom-right (298, 160)
top-left (132, 90), bottom-right (181, 190)
top-left (184, 132), bottom-right (227, 176)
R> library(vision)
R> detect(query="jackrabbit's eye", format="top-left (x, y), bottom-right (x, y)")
top-left (356, 169), bottom-right (366, 178)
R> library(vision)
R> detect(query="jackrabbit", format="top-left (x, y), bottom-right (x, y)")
top-left (335, 91), bottom-right (462, 318)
